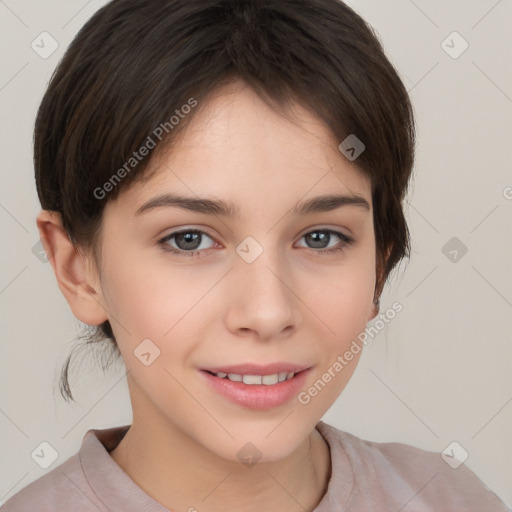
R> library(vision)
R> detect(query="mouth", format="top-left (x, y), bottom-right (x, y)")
top-left (199, 364), bottom-right (312, 410)
top-left (203, 369), bottom-right (298, 385)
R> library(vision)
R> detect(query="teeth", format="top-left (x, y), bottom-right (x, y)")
top-left (215, 372), bottom-right (296, 385)
top-left (262, 374), bottom-right (279, 385)
top-left (243, 374), bottom-right (263, 385)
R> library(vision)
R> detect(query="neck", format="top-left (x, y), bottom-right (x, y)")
top-left (110, 416), bottom-right (331, 512)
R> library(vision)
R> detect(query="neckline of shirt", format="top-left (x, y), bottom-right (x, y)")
top-left (79, 420), bottom-right (356, 511)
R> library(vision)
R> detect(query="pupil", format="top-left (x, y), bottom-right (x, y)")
top-left (307, 231), bottom-right (328, 248)
top-left (177, 232), bottom-right (201, 250)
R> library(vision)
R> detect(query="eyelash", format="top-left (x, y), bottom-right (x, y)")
top-left (157, 228), bottom-right (355, 259)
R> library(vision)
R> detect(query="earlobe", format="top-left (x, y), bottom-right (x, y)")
top-left (367, 299), bottom-right (379, 321)
top-left (36, 210), bottom-right (108, 326)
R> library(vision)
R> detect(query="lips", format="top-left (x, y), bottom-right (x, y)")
top-left (199, 363), bottom-right (313, 409)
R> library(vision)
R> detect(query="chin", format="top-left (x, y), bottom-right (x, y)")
top-left (206, 428), bottom-right (309, 466)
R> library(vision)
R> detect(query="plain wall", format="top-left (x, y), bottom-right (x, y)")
top-left (1, 0), bottom-right (511, 507)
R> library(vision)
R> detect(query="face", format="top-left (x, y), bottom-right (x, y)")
top-left (93, 79), bottom-right (377, 463)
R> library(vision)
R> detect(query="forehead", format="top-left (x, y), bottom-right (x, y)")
top-left (114, 79), bottom-right (371, 212)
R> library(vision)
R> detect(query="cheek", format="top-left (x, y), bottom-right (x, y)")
top-left (305, 252), bottom-right (376, 339)
top-left (298, 258), bottom-right (374, 411)
top-left (100, 248), bottom-right (200, 335)
top-left (99, 247), bottom-right (222, 375)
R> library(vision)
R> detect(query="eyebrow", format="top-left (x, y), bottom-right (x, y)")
top-left (135, 192), bottom-right (370, 218)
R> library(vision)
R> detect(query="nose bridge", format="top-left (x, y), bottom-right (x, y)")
top-left (226, 236), bottom-right (299, 339)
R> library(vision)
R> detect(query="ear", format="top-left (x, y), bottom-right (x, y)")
top-left (367, 243), bottom-right (392, 321)
top-left (367, 300), bottom-right (379, 322)
top-left (36, 210), bottom-right (108, 326)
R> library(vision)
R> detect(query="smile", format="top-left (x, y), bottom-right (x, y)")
top-left (208, 371), bottom-right (296, 385)
top-left (199, 367), bottom-right (312, 410)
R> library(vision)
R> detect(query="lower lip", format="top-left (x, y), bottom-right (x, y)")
top-left (199, 369), bottom-right (311, 410)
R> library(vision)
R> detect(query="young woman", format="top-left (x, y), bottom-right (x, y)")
top-left (2, 0), bottom-right (509, 510)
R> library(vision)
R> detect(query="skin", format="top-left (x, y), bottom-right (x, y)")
top-left (38, 78), bottom-right (383, 512)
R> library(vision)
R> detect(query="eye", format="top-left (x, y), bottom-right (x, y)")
top-left (158, 229), bottom-right (217, 258)
top-left (296, 229), bottom-right (354, 254)
top-left (157, 227), bottom-right (354, 259)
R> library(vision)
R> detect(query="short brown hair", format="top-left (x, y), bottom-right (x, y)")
top-left (34, 0), bottom-right (416, 401)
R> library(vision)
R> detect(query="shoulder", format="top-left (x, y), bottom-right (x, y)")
top-left (316, 421), bottom-right (511, 511)
top-left (0, 450), bottom-right (106, 512)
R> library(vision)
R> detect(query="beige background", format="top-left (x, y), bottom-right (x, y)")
top-left (1, 0), bottom-right (511, 507)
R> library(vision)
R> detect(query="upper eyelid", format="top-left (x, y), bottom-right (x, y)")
top-left (160, 227), bottom-right (215, 241)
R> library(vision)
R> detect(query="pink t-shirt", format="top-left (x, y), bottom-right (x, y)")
top-left (1, 420), bottom-right (509, 511)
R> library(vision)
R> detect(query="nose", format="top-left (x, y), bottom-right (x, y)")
top-left (223, 245), bottom-right (301, 341)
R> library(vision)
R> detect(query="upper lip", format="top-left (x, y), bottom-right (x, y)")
top-left (201, 363), bottom-right (311, 375)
